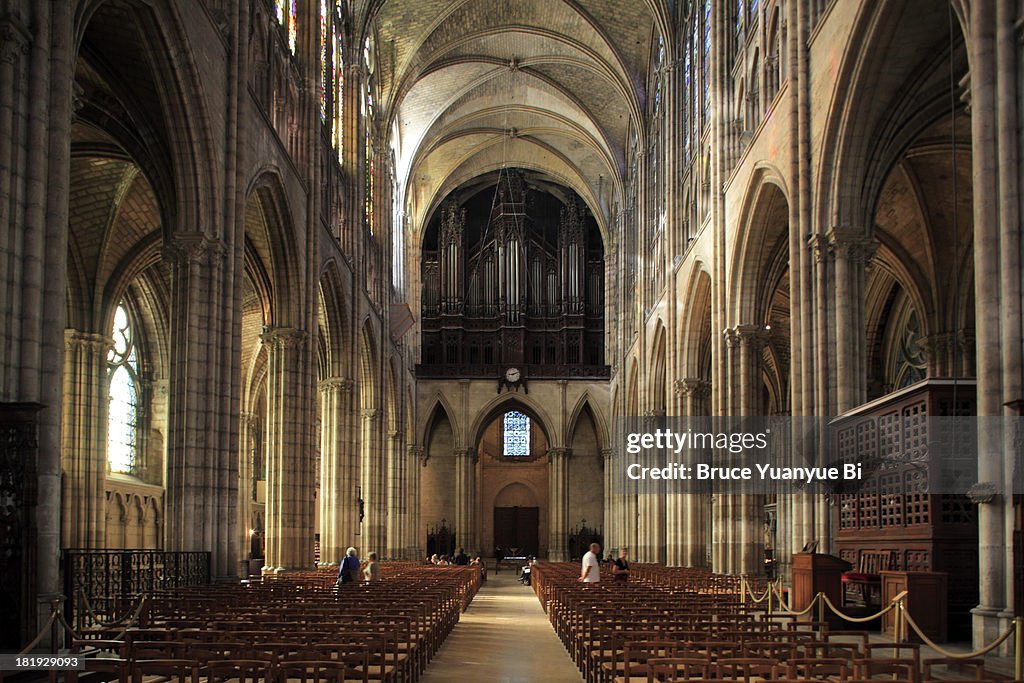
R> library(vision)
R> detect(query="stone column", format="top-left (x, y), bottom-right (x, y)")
top-left (736, 325), bottom-right (767, 575)
top-left (829, 228), bottom-right (877, 411)
top-left (968, 0), bottom-right (1019, 647)
top-left (262, 327), bottom-right (313, 571)
top-left (60, 331), bottom-right (111, 550)
top-left (636, 411), bottom-right (666, 563)
top-left (601, 447), bottom-right (614, 555)
top-left (360, 408), bottom-right (385, 555)
top-left (547, 447), bottom-right (570, 561)
top-left (681, 379), bottom-right (711, 568)
top-left (318, 377), bottom-right (355, 564)
top-left (409, 446), bottom-right (425, 559)
top-left (386, 429), bottom-right (405, 558)
top-left (164, 233), bottom-right (238, 578)
top-left (808, 233), bottom-right (831, 551)
top-left (453, 447), bottom-right (477, 554)
top-left (238, 411), bottom-right (255, 576)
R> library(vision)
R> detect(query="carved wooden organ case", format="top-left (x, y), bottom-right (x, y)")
top-left (419, 171), bottom-right (606, 378)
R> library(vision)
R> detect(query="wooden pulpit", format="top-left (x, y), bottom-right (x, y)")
top-left (791, 553), bottom-right (851, 615)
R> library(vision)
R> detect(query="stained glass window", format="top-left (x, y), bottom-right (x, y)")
top-left (107, 303), bottom-right (139, 474)
top-left (321, 0), bottom-right (329, 121)
top-left (703, 0), bottom-right (711, 117)
top-left (365, 39), bottom-right (375, 234)
top-left (503, 410), bottom-right (530, 457)
top-left (321, 1), bottom-right (345, 161)
top-left (276, 0), bottom-right (297, 55)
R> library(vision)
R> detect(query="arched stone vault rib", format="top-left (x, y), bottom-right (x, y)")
top-left (388, 25), bottom-right (640, 130)
top-left (366, 0), bottom-right (652, 111)
top-left (401, 63), bottom-right (625, 190)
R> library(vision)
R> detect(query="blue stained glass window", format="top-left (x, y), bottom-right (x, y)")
top-left (107, 303), bottom-right (139, 474)
top-left (503, 410), bottom-right (530, 456)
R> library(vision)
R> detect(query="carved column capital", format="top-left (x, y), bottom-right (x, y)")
top-left (361, 408), bottom-right (378, 421)
top-left (808, 233), bottom-right (829, 264)
top-left (547, 447), bottom-right (569, 460)
top-left (163, 232), bottom-right (219, 265)
top-left (734, 324), bottom-right (769, 349)
top-left (680, 378), bottom-right (712, 398)
top-left (318, 376), bottom-right (354, 392)
top-left (0, 16), bottom-right (31, 64)
top-left (260, 327), bottom-right (307, 349)
top-left (601, 448), bottom-right (614, 461)
top-left (827, 227), bottom-right (878, 264)
top-left (64, 330), bottom-right (112, 355)
top-left (410, 446), bottom-right (427, 467)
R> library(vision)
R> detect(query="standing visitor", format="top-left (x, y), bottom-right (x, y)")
top-left (579, 542), bottom-right (601, 583)
top-left (337, 547), bottom-right (360, 585)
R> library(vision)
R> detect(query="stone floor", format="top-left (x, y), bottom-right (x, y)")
top-left (419, 572), bottom-right (584, 683)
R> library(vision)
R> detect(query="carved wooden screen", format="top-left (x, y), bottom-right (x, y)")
top-left (834, 380), bottom-right (978, 639)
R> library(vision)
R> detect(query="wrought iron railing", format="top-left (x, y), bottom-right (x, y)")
top-left (63, 550), bottom-right (210, 631)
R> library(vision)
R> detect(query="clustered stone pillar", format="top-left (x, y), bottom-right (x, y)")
top-left (385, 429), bottom-right (406, 559)
top-left (360, 408), bottom-right (386, 556)
top-left (681, 379), bottom-right (710, 568)
top-left (829, 228), bottom-right (876, 412)
top-left (262, 327), bottom-right (313, 571)
top-left (409, 446), bottom-right (425, 559)
top-left (318, 377), bottom-right (356, 564)
top-left (453, 447), bottom-right (476, 554)
top-left (60, 331), bottom-right (110, 550)
top-left (601, 447), bottom-right (615, 555)
top-left (547, 447), bottom-right (569, 561)
top-left (164, 234), bottom-right (239, 578)
top-left (967, 0), bottom-right (1021, 648)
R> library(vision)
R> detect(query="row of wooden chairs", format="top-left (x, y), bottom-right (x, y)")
top-left (70, 564), bottom-right (480, 683)
top-left (531, 562), bottom-right (1001, 683)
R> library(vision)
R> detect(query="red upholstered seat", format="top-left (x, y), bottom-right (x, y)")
top-left (841, 572), bottom-right (881, 583)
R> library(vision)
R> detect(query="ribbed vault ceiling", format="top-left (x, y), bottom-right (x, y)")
top-left (356, 0), bottom-right (667, 236)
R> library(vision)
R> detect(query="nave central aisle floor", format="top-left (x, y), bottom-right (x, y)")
top-left (418, 571), bottom-right (584, 683)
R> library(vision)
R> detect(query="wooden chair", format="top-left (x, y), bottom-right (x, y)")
top-left (131, 658), bottom-right (201, 683)
top-left (645, 657), bottom-right (711, 682)
top-left (853, 658), bottom-right (918, 683)
top-left (276, 659), bottom-right (358, 683)
top-left (202, 659), bottom-right (272, 683)
top-left (921, 657), bottom-right (986, 681)
top-left (841, 551), bottom-right (893, 608)
top-left (787, 657), bottom-right (850, 682)
top-left (616, 640), bottom-right (680, 683)
top-left (713, 657), bottom-right (781, 682)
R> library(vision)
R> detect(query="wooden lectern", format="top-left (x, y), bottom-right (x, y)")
top-left (792, 553), bottom-right (851, 615)
top-left (882, 570), bottom-right (948, 643)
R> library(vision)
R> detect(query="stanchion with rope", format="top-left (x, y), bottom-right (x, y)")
top-left (896, 602), bottom-right (1020, 675)
top-left (1015, 616), bottom-right (1022, 682)
top-left (740, 576), bottom-right (772, 606)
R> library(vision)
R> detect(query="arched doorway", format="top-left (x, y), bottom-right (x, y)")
top-left (474, 400), bottom-right (551, 559)
top-left (492, 483), bottom-right (541, 559)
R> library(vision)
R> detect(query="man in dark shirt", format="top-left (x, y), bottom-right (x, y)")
top-left (454, 548), bottom-right (469, 565)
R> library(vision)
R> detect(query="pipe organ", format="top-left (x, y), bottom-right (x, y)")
top-left (419, 170), bottom-right (607, 378)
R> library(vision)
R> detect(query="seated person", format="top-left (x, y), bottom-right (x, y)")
top-left (519, 558), bottom-right (536, 585)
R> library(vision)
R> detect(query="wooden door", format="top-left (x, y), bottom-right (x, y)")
top-left (494, 506), bottom-right (540, 557)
